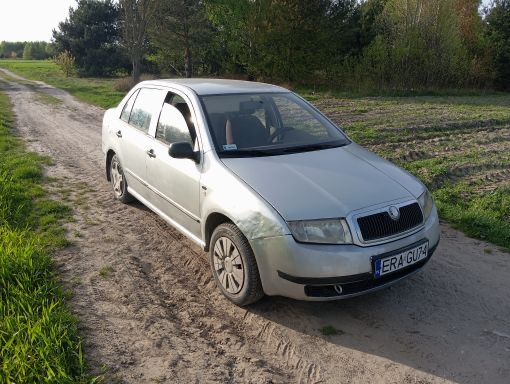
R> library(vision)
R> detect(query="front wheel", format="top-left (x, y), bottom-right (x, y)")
top-left (110, 154), bottom-right (133, 203)
top-left (210, 223), bottom-right (264, 306)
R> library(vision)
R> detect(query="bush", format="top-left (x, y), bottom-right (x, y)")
top-left (113, 73), bottom-right (158, 92)
top-left (53, 51), bottom-right (76, 78)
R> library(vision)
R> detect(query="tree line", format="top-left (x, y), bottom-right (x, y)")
top-left (0, 41), bottom-right (54, 60)
top-left (9, 0), bottom-right (510, 91)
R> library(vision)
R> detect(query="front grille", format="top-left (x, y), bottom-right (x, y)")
top-left (357, 202), bottom-right (423, 242)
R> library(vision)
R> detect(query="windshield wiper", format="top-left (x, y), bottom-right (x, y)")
top-left (278, 141), bottom-right (347, 154)
top-left (219, 141), bottom-right (349, 158)
top-left (219, 149), bottom-right (273, 157)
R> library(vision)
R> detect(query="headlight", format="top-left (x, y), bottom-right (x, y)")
top-left (287, 219), bottom-right (352, 244)
top-left (417, 189), bottom-right (434, 221)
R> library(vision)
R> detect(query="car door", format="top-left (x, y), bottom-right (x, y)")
top-left (145, 91), bottom-right (202, 240)
top-left (116, 87), bottom-right (165, 200)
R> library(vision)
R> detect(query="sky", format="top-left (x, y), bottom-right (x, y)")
top-left (0, 0), bottom-right (77, 42)
top-left (0, 0), bottom-right (496, 43)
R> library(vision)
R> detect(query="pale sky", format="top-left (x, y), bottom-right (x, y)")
top-left (0, 0), bottom-right (77, 42)
top-left (0, 0), bottom-right (495, 43)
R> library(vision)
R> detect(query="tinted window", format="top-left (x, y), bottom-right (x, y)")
top-left (128, 88), bottom-right (161, 133)
top-left (120, 89), bottom-right (139, 122)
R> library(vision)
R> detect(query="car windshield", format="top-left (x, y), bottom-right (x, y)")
top-left (200, 92), bottom-right (349, 157)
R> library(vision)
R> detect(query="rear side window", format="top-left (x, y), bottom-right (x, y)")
top-left (120, 90), bottom-right (139, 122)
top-left (128, 88), bottom-right (162, 133)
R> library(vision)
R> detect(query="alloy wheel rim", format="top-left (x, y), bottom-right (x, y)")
top-left (111, 159), bottom-right (124, 198)
top-left (213, 236), bottom-right (244, 294)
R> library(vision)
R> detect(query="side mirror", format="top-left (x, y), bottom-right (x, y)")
top-left (168, 142), bottom-right (199, 163)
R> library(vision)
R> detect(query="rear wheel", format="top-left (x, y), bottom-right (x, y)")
top-left (110, 154), bottom-right (133, 203)
top-left (210, 223), bottom-right (264, 306)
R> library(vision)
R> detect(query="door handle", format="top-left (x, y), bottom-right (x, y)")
top-left (116, 130), bottom-right (122, 138)
top-left (146, 149), bottom-right (156, 158)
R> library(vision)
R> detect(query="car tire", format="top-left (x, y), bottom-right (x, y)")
top-left (210, 223), bottom-right (264, 306)
top-left (110, 154), bottom-right (133, 203)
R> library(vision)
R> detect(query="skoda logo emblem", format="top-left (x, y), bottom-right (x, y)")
top-left (388, 206), bottom-right (400, 221)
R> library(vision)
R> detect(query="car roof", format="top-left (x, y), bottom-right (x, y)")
top-left (141, 78), bottom-right (289, 96)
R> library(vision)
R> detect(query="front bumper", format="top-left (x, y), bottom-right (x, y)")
top-left (250, 209), bottom-right (440, 301)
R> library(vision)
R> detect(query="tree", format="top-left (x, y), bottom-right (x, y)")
top-left (148, 0), bottom-right (212, 78)
top-left (22, 44), bottom-right (33, 60)
top-left (0, 41), bottom-right (25, 58)
top-left (119, 0), bottom-right (157, 82)
top-left (22, 42), bottom-right (54, 60)
top-left (206, 0), bottom-right (255, 76)
top-left (453, 0), bottom-right (492, 87)
top-left (206, 0), bottom-right (360, 82)
top-left (52, 0), bottom-right (126, 76)
top-left (486, 0), bottom-right (510, 90)
top-left (353, 0), bottom-right (479, 89)
top-left (359, 0), bottom-right (388, 47)
top-left (249, 0), bottom-right (334, 82)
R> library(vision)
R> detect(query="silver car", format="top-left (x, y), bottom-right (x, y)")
top-left (102, 79), bottom-right (440, 306)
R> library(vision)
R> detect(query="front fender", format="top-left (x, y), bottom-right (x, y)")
top-left (200, 152), bottom-right (290, 242)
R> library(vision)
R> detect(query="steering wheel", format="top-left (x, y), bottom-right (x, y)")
top-left (269, 127), bottom-right (294, 142)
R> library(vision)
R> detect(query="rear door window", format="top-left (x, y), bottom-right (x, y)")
top-left (128, 88), bottom-right (162, 133)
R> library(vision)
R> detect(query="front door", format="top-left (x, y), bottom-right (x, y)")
top-left (146, 92), bottom-right (202, 240)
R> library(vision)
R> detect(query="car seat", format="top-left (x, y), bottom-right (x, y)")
top-left (225, 103), bottom-right (269, 148)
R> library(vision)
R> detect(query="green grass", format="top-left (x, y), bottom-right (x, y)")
top-left (0, 91), bottom-right (90, 382)
top-left (35, 92), bottom-right (63, 106)
top-left (319, 325), bottom-right (343, 336)
top-left (98, 266), bottom-right (114, 278)
top-left (0, 60), bottom-right (124, 109)
top-left (433, 184), bottom-right (510, 246)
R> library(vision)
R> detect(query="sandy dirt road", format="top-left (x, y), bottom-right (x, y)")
top-left (1, 69), bottom-right (509, 384)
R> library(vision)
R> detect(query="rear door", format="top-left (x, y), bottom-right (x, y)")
top-left (146, 91), bottom-right (202, 240)
top-left (116, 87), bottom-right (165, 200)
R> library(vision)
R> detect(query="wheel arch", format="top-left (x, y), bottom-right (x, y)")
top-left (203, 212), bottom-right (234, 251)
top-left (105, 149), bottom-right (116, 181)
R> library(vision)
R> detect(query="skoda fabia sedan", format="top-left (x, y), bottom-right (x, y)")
top-left (102, 79), bottom-right (440, 306)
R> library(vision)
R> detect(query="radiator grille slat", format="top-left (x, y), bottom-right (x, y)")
top-left (357, 203), bottom-right (423, 242)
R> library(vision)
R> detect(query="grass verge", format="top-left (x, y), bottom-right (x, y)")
top-left (0, 60), bottom-right (124, 109)
top-left (0, 90), bottom-right (89, 382)
top-left (433, 184), bottom-right (510, 247)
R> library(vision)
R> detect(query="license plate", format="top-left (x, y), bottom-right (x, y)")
top-left (374, 241), bottom-right (429, 278)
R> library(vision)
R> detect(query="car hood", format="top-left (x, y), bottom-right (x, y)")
top-left (221, 143), bottom-right (423, 221)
